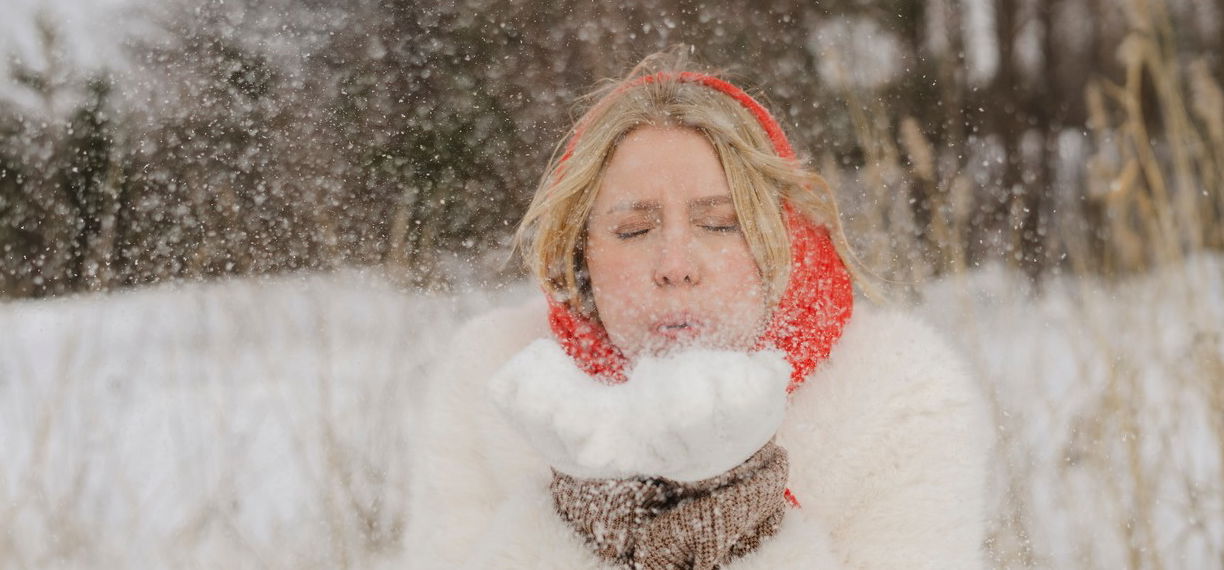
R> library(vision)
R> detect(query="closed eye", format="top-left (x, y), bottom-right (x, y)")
top-left (616, 228), bottom-right (650, 240)
top-left (700, 224), bottom-right (739, 233)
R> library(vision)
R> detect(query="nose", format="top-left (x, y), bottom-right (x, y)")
top-left (652, 231), bottom-right (701, 287)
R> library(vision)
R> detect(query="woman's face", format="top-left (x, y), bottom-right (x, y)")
top-left (585, 126), bottom-right (769, 360)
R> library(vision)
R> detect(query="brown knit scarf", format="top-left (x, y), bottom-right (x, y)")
top-left (550, 441), bottom-right (789, 570)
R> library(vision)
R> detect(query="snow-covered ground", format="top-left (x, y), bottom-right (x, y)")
top-left (919, 255), bottom-right (1224, 568)
top-left (2, 257), bottom-right (1221, 568)
top-left (0, 270), bottom-right (532, 569)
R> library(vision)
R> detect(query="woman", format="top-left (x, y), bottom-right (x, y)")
top-left (405, 52), bottom-right (992, 569)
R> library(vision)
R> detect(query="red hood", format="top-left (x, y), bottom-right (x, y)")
top-left (545, 71), bottom-right (853, 390)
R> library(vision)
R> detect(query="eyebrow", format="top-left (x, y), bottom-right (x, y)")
top-left (602, 195), bottom-right (733, 215)
top-left (689, 195), bottom-right (733, 210)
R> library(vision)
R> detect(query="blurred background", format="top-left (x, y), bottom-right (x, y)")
top-left (0, 0), bottom-right (1220, 568)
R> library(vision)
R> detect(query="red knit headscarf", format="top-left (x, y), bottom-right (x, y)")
top-left (545, 71), bottom-right (853, 392)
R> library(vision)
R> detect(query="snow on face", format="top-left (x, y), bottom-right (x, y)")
top-left (584, 126), bottom-right (768, 360)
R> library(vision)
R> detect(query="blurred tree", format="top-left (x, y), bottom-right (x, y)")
top-left (0, 0), bottom-right (1219, 298)
top-left (61, 77), bottom-right (121, 290)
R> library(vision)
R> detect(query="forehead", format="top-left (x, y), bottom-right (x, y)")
top-left (593, 126), bottom-right (731, 210)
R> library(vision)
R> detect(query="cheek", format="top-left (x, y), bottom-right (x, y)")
top-left (728, 261), bottom-right (766, 299)
top-left (585, 240), bottom-right (649, 326)
top-left (705, 250), bottom-right (768, 319)
top-left (586, 240), bottom-right (641, 293)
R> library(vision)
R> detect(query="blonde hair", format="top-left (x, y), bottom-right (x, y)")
top-left (516, 50), bottom-right (854, 315)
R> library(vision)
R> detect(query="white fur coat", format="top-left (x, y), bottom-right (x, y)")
top-left (404, 297), bottom-right (993, 569)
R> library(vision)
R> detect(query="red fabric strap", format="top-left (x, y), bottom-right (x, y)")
top-left (784, 487), bottom-right (802, 508)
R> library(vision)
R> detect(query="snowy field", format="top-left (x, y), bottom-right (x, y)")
top-left (2, 257), bottom-right (1222, 569)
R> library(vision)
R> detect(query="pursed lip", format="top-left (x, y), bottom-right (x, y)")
top-left (652, 314), bottom-right (705, 339)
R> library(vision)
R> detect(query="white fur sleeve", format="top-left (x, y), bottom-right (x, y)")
top-left (460, 489), bottom-right (614, 570)
top-left (778, 309), bottom-right (993, 569)
top-left (729, 507), bottom-right (843, 568)
top-left (403, 302), bottom-right (552, 569)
